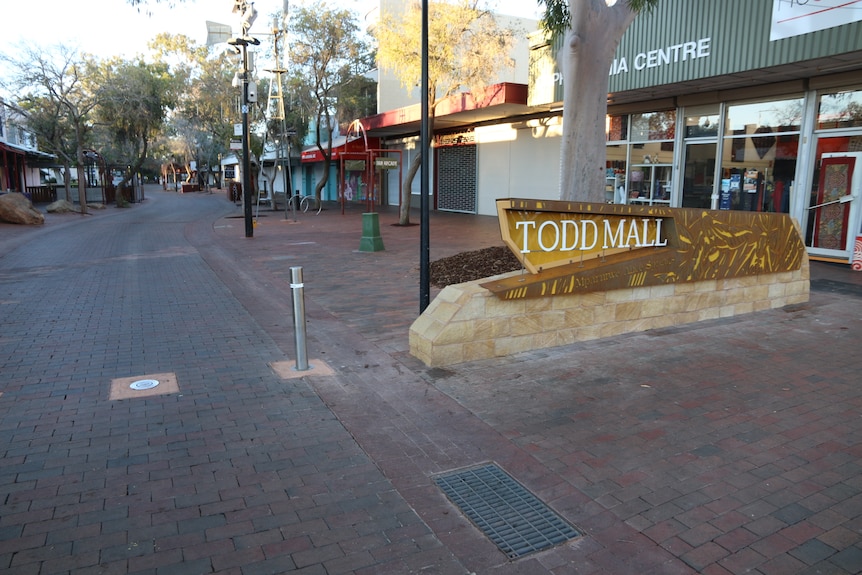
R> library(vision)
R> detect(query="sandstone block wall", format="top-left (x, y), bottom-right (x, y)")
top-left (409, 255), bottom-right (810, 367)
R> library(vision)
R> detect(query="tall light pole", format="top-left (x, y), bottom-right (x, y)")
top-left (229, 0), bottom-right (260, 238)
top-left (419, 0), bottom-right (431, 313)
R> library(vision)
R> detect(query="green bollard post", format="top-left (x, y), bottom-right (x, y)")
top-left (359, 212), bottom-right (385, 252)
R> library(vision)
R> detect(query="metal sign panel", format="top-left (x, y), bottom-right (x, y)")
top-left (374, 158), bottom-right (398, 169)
top-left (484, 198), bottom-right (806, 299)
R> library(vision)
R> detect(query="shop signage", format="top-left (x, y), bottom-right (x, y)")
top-left (436, 131), bottom-right (475, 147)
top-left (375, 157), bottom-right (399, 170)
top-left (609, 37), bottom-right (711, 76)
top-left (483, 198), bottom-right (806, 299)
top-left (536, 35), bottom-right (713, 93)
top-left (770, 0), bottom-right (862, 41)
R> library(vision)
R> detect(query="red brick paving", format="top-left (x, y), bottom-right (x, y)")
top-left (2, 188), bottom-right (862, 573)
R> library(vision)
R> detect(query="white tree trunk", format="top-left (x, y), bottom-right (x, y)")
top-left (559, 0), bottom-right (636, 202)
top-left (399, 151), bottom-right (422, 226)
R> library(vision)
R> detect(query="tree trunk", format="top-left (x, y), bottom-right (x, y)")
top-left (315, 157), bottom-right (330, 199)
top-left (75, 145), bottom-right (88, 215)
top-left (63, 162), bottom-right (72, 202)
top-left (398, 150), bottom-right (423, 226)
top-left (559, 0), bottom-right (636, 202)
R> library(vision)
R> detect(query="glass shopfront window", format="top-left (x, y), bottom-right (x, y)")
top-left (605, 111), bottom-right (675, 205)
top-left (718, 97), bottom-right (802, 212)
top-left (817, 89), bottom-right (862, 130)
top-left (606, 115), bottom-right (628, 203)
top-left (685, 113), bottom-right (720, 139)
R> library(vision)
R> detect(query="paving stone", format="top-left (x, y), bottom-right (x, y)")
top-left (3, 188), bottom-right (862, 574)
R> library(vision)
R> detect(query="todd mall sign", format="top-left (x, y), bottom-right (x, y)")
top-left (483, 199), bottom-right (807, 299)
top-left (409, 199), bottom-right (811, 367)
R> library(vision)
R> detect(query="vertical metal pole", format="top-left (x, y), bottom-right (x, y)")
top-left (419, 0), bottom-right (431, 313)
top-left (242, 44), bottom-right (254, 238)
top-left (290, 266), bottom-right (309, 371)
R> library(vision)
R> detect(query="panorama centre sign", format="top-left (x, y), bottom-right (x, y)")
top-left (483, 199), bottom-right (807, 299)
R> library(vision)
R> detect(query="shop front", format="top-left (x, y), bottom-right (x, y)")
top-left (523, 0), bottom-right (862, 264)
top-left (358, 0), bottom-right (862, 262)
top-left (300, 135), bottom-right (381, 207)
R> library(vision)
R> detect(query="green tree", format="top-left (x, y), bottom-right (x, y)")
top-left (289, 3), bottom-right (371, 200)
top-left (92, 57), bottom-right (175, 204)
top-left (149, 33), bottom-right (236, 187)
top-left (1, 44), bottom-right (100, 213)
top-left (375, 0), bottom-right (515, 225)
top-left (539, 0), bottom-right (658, 202)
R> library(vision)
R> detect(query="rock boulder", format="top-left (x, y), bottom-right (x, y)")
top-left (0, 193), bottom-right (45, 225)
top-left (46, 199), bottom-right (77, 213)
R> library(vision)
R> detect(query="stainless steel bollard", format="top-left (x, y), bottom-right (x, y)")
top-left (290, 266), bottom-right (309, 371)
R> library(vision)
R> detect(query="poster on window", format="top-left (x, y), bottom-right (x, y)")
top-left (812, 156), bottom-right (855, 250)
top-left (770, 0), bottom-right (862, 41)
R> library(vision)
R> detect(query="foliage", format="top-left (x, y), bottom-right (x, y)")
top-left (376, 0), bottom-right (515, 113)
top-left (1, 44), bottom-right (101, 210)
top-left (374, 0), bottom-right (516, 224)
top-left (148, 33), bottom-right (237, 182)
top-left (537, 0), bottom-right (659, 202)
top-left (92, 57), bottom-right (175, 193)
top-left (289, 2), bottom-right (372, 199)
top-left (539, 0), bottom-right (657, 37)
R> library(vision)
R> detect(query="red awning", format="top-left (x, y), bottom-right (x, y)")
top-left (360, 82), bottom-right (529, 138)
top-left (301, 136), bottom-right (380, 163)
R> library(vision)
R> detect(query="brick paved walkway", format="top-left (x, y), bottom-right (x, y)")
top-left (2, 187), bottom-right (861, 574)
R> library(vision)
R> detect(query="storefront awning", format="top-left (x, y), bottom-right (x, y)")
top-left (0, 141), bottom-right (55, 161)
top-left (301, 135), bottom-right (381, 163)
top-left (360, 82), bottom-right (530, 138)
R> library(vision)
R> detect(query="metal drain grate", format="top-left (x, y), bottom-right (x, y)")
top-left (434, 463), bottom-right (579, 559)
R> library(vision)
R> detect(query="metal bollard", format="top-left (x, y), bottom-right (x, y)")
top-left (290, 266), bottom-right (310, 371)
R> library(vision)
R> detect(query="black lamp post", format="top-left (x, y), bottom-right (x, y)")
top-left (229, 0), bottom-right (260, 238)
top-left (419, 0), bottom-right (431, 313)
top-left (229, 36), bottom-right (259, 238)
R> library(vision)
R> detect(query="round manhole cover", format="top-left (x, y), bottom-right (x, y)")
top-left (130, 379), bottom-right (160, 391)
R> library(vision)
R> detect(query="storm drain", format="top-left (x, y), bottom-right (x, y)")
top-left (434, 463), bottom-right (579, 559)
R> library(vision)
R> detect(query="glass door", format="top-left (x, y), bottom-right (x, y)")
top-left (805, 150), bottom-right (862, 261)
top-left (681, 142), bottom-right (716, 208)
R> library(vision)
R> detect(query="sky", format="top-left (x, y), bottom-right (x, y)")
top-left (3, 0), bottom-right (542, 61)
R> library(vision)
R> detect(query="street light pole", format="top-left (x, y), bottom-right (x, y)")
top-left (229, 0), bottom-right (260, 238)
top-left (228, 36), bottom-right (260, 238)
top-left (419, 0), bottom-right (431, 313)
top-left (241, 42), bottom-right (254, 238)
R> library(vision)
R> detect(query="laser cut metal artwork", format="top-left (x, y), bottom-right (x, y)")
top-left (482, 198), bottom-right (806, 300)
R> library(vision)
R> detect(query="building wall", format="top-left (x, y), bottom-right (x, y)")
top-left (371, 1), bottom-right (862, 264)
top-left (531, 0), bottom-right (862, 106)
top-left (475, 122), bottom-right (561, 215)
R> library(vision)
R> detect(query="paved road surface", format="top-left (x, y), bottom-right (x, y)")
top-left (1, 187), bottom-right (862, 574)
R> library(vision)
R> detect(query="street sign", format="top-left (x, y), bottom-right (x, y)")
top-left (230, 138), bottom-right (242, 150)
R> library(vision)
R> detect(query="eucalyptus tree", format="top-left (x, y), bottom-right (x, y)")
top-left (149, 33), bottom-right (236, 185)
top-left (539, 0), bottom-right (658, 202)
top-left (375, 0), bottom-right (516, 225)
top-left (92, 57), bottom-right (175, 203)
top-left (288, 3), bottom-right (371, 200)
top-left (1, 45), bottom-right (99, 213)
